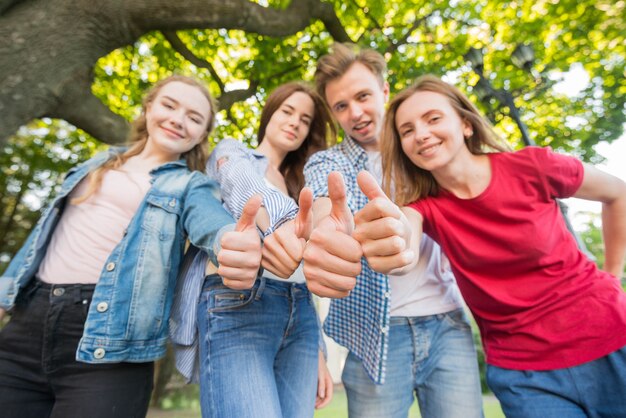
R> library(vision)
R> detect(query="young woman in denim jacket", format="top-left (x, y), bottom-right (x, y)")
top-left (172, 82), bottom-right (336, 418)
top-left (0, 75), bottom-right (262, 418)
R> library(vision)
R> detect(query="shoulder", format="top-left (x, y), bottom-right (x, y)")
top-left (306, 144), bottom-right (351, 170)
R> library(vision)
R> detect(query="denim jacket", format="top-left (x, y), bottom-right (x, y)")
top-left (0, 148), bottom-right (234, 363)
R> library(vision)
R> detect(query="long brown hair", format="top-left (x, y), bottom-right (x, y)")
top-left (381, 75), bottom-right (511, 205)
top-left (74, 75), bottom-right (217, 204)
top-left (257, 82), bottom-right (336, 199)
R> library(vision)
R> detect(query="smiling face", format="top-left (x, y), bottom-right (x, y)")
top-left (144, 81), bottom-right (212, 163)
top-left (395, 90), bottom-right (473, 173)
top-left (262, 91), bottom-right (315, 154)
top-left (325, 62), bottom-right (389, 151)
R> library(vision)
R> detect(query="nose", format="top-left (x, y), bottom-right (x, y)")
top-left (288, 113), bottom-right (300, 128)
top-left (348, 102), bottom-right (363, 121)
top-left (169, 110), bottom-right (184, 129)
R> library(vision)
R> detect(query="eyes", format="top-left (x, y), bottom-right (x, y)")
top-left (332, 91), bottom-right (372, 113)
top-left (398, 115), bottom-right (442, 138)
top-left (280, 107), bottom-right (312, 126)
top-left (160, 99), bottom-right (205, 125)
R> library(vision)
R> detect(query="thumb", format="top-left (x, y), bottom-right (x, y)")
top-left (235, 194), bottom-right (262, 232)
top-left (357, 170), bottom-right (389, 201)
top-left (328, 171), bottom-right (353, 229)
top-left (295, 187), bottom-right (313, 239)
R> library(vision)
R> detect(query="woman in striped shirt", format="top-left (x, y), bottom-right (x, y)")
top-left (175, 81), bottom-right (337, 418)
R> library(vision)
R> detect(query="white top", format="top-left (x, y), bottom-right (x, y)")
top-left (366, 151), bottom-right (463, 316)
top-left (38, 169), bottom-right (151, 284)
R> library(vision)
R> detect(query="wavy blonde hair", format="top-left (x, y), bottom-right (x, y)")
top-left (382, 75), bottom-right (510, 206)
top-left (74, 75), bottom-right (217, 204)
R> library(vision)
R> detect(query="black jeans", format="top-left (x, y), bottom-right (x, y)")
top-left (0, 280), bottom-right (154, 418)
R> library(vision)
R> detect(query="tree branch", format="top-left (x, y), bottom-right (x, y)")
top-left (162, 30), bottom-right (226, 93)
top-left (48, 70), bottom-right (129, 145)
top-left (385, 13), bottom-right (433, 54)
top-left (132, 0), bottom-right (352, 42)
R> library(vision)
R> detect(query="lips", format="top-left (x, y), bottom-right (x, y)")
top-left (418, 143), bottom-right (441, 156)
top-left (282, 130), bottom-right (297, 140)
top-left (160, 126), bottom-right (184, 139)
top-left (353, 121), bottom-right (371, 134)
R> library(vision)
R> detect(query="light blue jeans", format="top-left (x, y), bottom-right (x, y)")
top-left (197, 275), bottom-right (319, 418)
top-left (487, 344), bottom-right (626, 418)
top-left (342, 309), bottom-right (484, 418)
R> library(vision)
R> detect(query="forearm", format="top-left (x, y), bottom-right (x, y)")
top-left (602, 197), bottom-right (626, 277)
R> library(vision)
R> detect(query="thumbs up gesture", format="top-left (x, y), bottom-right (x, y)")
top-left (261, 188), bottom-right (313, 279)
top-left (218, 195), bottom-right (263, 289)
top-left (303, 172), bottom-right (363, 298)
top-left (353, 171), bottom-right (415, 274)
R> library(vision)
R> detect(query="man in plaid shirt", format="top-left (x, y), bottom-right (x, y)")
top-left (303, 43), bottom-right (483, 418)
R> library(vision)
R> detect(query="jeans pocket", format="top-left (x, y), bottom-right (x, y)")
top-left (443, 308), bottom-right (472, 331)
top-left (207, 288), bottom-right (255, 313)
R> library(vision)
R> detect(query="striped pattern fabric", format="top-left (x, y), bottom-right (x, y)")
top-left (304, 137), bottom-right (391, 384)
top-left (170, 138), bottom-right (300, 383)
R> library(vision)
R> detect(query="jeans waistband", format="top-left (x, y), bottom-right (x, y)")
top-left (27, 278), bottom-right (96, 303)
top-left (203, 274), bottom-right (310, 301)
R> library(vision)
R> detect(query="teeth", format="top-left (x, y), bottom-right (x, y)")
top-left (419, 144), bottom-right (440, 155)
top-left (354, 122), bottom-right (369, 130)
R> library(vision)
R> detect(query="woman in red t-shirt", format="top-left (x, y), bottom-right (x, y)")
top-left (351, 75), bottom-right (626, 417)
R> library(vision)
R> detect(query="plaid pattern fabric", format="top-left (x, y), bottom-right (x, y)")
top-left (304, 137), bottom-right (390, 384)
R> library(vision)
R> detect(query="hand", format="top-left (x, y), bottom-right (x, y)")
top-left (303, 172), bottom-right (362, 298)
top-left (261, 188), bottom-right (313, 278)
top-left (353, 171), bottom-right (414, 274)
top-left (316, 350), bottom-right (333, 409)
top-left (217, 195), bottom-right (263, 289)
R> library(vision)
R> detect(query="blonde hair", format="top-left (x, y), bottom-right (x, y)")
top-left (74, 75), bottom-right (217, 204)
top-left (314, 43), bottom-right (386, 101)
top-left (381, 75), bottom-right (511, 205)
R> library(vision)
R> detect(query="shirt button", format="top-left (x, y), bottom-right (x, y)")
top-left (384, 291), bottom-right (391, 298)
top-left (52, 288), bottom-right (65, 297)
top-left (381, 325), bottom-right (389, 334)
top-left (96, 302), bottom-right (108, 312)
top-left (168, 199), bottom-right (176, 207)
top-left (93, 348), bottom-right (106, 359)
top-left (106, 262), bottom-right (116, 271)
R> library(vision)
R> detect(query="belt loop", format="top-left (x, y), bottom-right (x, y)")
top-left (255, 277), bottom-right (266, 300)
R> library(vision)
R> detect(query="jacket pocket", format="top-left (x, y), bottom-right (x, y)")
top-left (142, 194), bottom-right (182, 240)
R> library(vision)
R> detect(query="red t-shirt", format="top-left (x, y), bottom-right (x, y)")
top-left (408, 147), bottom-right (626, 370)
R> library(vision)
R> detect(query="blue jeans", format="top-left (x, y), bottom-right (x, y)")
top-left (0, 280), bottom-right (153, 418)
top-left (197, 275), bottom-right (319, 418)
top-left (487, 344), bottom-right (626, 418)
top-left (342, 309), bottom-right (484, 418)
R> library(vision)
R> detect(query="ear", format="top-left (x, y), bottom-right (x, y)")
top-left (383, 81), bottom-right (390, 103)
top-left (462, 120), bottom-right (473, 138)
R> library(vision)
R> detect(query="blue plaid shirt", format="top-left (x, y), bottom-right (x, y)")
top-left (304, 136), bottom-right (390, 384)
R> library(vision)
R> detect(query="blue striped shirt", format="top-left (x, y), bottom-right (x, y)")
top-left (304, 136), bottom-right (391, 384)
top-left (170, 138), bottom-right (306, 383)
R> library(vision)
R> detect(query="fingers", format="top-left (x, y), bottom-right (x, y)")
top-left (357, 170), bottom-right (388, 201)
top-left (353, 213), bottom-right (406, 242)
top-left (235, 194), bottom-right (262, 232)
top-left (295, 187), bottom-right (313, 240)
top-left (366, 251), bottom-right (415, 275)
top-left (218, 224), bottom-right (262, 289)
top-left (327, 172), bottom-right (354, 233)
top-left (303, 226), bottom-right (362, 298)
top-left (315, 354), bottom-right (333, 409)
top-left (261, 221), bottom-right (305, 278)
